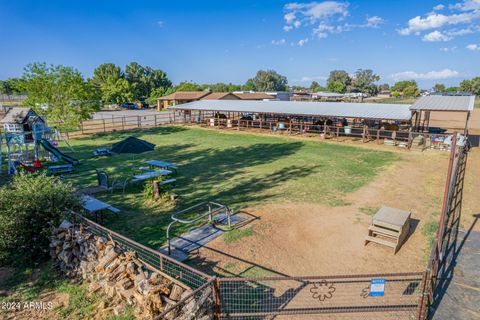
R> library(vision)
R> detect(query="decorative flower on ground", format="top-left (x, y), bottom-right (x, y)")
top-left (360, 286), bottom-right (370, 298)
top-left (310, 280), bottom-right (336, 301)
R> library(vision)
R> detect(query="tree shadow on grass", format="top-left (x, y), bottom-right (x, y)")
top-left (74, 126), bottom-right (188, 143)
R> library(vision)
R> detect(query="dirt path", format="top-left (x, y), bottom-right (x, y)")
top-left (192, 150), bottom-right (457, 277)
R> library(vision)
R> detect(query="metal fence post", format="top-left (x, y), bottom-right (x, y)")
top-left (81, 121), bottom-right (84, 135)
top-left (213, 278), bottom-right (221, 320)
top-left (103, 119), bottom-right (106, 133)
top-left (138, 116), bottom-right (141, 128)
top-left (154, 114), bottom-right (157, 127)
top-left (122, 116), bottom-right (125, 131)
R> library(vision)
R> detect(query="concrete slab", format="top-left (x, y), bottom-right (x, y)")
top-left (158, 212), bottom-right (246, 261)
top-left (431, 229), bottom-right (480, 320)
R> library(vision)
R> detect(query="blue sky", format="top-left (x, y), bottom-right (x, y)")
top-left (1, 0), bottom-right (479, 89)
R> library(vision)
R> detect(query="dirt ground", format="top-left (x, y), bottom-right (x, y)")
top-left (192, 146), bottom-right (480, 277)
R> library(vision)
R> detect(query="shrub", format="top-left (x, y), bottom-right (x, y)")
top-left (0, 174), bottom-right (80, 266)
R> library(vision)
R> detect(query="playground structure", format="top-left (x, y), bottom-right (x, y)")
top-left (0, 107), bottom-right (77, 175)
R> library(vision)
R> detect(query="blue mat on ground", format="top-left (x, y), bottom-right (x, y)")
top-left (159, 212), bottom-right (246, 261)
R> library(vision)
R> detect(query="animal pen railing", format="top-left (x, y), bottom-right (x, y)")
top-left (66, 211), bottom-right (427, 319)
top-left (64, 112), bottom-right (452, 151)
top-left (61, 110), bottom-right (213, 137)
top-left (201, 117), bottom-right (454, 150)
top-left (416, 133), bottom-right (470, 319)
top-left (62, 134), bottom-right (470, 320)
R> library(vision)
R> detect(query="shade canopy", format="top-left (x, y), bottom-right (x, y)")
top-left (111, 136), bottom-right (155, 154)
top-left (171, 100), bottom-right (412, 121)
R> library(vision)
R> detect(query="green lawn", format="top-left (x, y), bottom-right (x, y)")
top-left (57, 126), bottom-right (398, 248)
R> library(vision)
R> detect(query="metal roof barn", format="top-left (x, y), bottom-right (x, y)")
top-left (171, 100), bottom-right (413, 121)
top-left (410, 95), bottom-right (475, 112)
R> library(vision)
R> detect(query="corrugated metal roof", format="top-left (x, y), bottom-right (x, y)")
top-left (410, 95), bottom-right (475, 111)
top-left (171, 100), bottom-right (412, 121)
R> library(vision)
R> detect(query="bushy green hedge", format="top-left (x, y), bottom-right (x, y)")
top-left (0, 174), bottom-right (80, 266)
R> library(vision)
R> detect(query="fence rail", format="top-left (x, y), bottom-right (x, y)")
top-left (416, 133), bottom-right (469, 319)
top-left (67, 211), bottom-right (212, 289)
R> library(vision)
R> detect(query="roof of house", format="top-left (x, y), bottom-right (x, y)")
top-left (234, 92), bottom-right (275, 100)
top-left (171, 100), bottom-right (412, 121)
top-left (0, 107), bottom-right (34, 124)
top-left (410, 95), bottom-right (476, 112)
top-left (201, 92), bottom-right (240, 100)
top-left (158, 91), bottom-right (211, 101)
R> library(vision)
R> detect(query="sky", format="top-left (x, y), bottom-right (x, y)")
top-left (0, 0), bottom-right (479, 89)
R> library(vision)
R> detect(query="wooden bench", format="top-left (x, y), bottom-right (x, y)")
top-left (48, 164), bottom-right (73, 175)
top-left (365, 207), bottom-right (411, 254)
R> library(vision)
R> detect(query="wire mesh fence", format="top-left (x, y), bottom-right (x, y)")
top-left (218, 273), bottom-right (422, 319)
top-left (158, 279), bottom-right (215, 320)
top-left (417, 134), bottom-right (470, 319)
top-left (66, 211), bottom-right (212, 289)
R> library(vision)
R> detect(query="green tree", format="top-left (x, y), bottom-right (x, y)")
top-left (242, 79), bottom-right (255, 91)
top-left (19, 62), bottom-right (100, 129)
top-left (309, 81), bottom-right (327, 92)
top-left (460, 77), bottom-right (480, 95)
top-left (91, 63), bottom-right (132, 105)
top-left (0, 174), bottom-right (80, 265)
top-left (246, 70), bottom-right (288, 91)
top-left (0, 78), bottom-right (25, 95)
top-left (175, 81), bottom-right (203, 92)
top-left (433, 83), bottom-right (446, 92)
top-left (378, 83), bottom-right (390, 91)
top-left (391, 80), bottom-right (420, 97)
top-left (460, 79), bottom-right (472, 92)
top-left (327, 70), bottom-right (351, 93)
top-left (351, 69), bottom-right (380, 95)
top-left (203, 82), bottom-right (242, 92)
top-left (327, 81), bottom-right (347, 94)
top-left (125, 62), bottom-right (171, 100)
top-left (91, 63), bottom-right (123, 88)
top-left (146, 86), bottom-right (175, 105)
top-left (445, 86), bottom-right (460, 92)
top-left (101, 77), bottom-right (133, 105)
top-left (403, 85), bottom-right (420, 97)
top-left (391, 80), bottom-right (418, 93)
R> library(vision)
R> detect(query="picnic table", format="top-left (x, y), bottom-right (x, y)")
top-left (145, 160), bottom-right (178, 173)
top-left (81, 195), bottom-right (120, 222)
top-left (132, 169), bottom-right (172, 182)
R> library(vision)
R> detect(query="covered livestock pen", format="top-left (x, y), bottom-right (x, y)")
top-left (171, 100), bottom-right (414, 145)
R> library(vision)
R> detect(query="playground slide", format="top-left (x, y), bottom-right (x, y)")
top-left (15, 161), bottom-right (35, 173)
top-left (39, 139), bottom-right (79, 165)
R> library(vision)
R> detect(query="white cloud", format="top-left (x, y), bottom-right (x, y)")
top-left (466, 43), bottom-right (480, 50)
top-left (440, 46), bottom-right (457, 51)
top-left (271, 39), bottom-right (286, 45)
top-left (294, 75), bottom-right (328, 82)
top-left (297, 38), bottom-right (309, 46)
top-left (398, 0), bottom-right (480, 40)
top-left (283, 1), bottom-right (384, 39)
top-left (284, 12), bottom-right (296, 24)
top-left (366, 16), bottom-right (384, 27)
top-left (450, 0), bottom-right (480, 11)
top-left (422, 30), bottom-right (453, 41)
top-left (391, 68), bottom-right (461, 81)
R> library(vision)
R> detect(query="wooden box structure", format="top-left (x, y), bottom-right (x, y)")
top-left (365, 207), bottom-right (411, 254)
